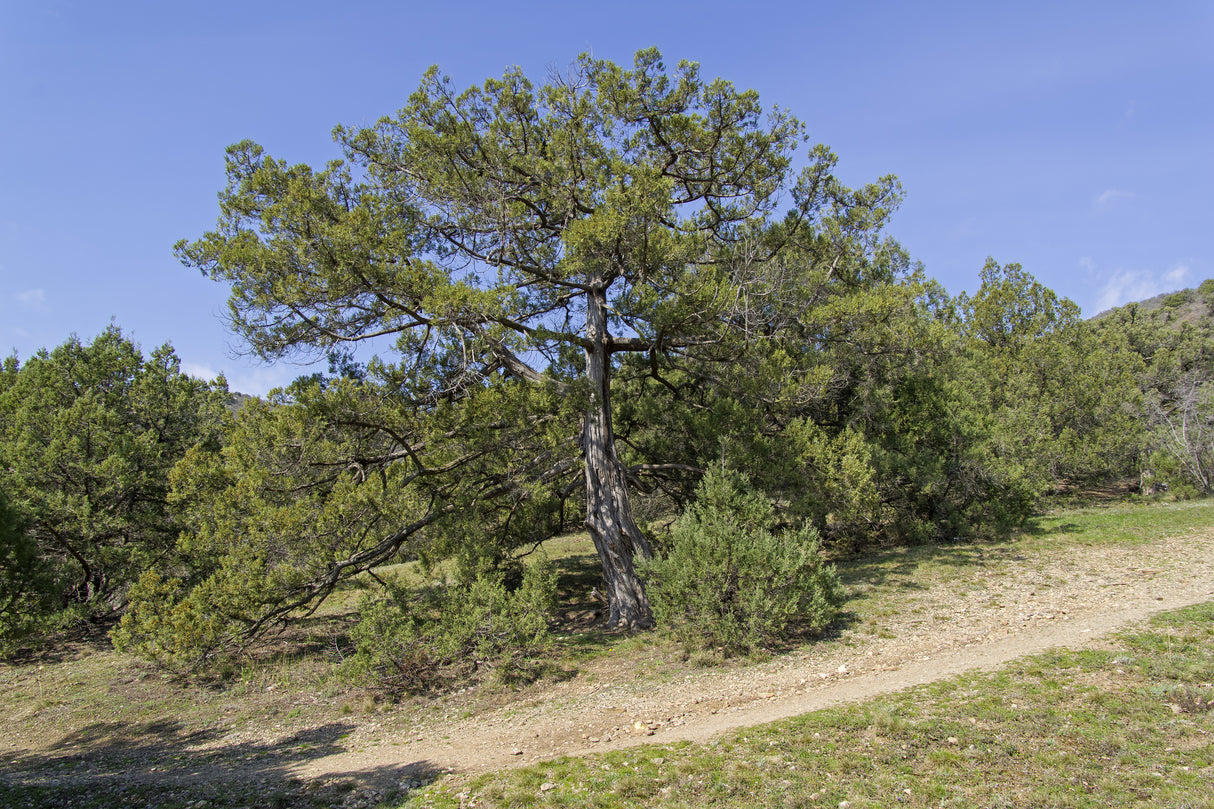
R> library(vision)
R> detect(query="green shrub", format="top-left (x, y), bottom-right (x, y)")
top-left (0, 488), bottom-right (55, 653)
top-left (1199, 278), bottom-right (1214, 310)
top-left (0, 329), bottom-right (228, 627)
top-left (341, 555), bottom-right (557, 693)
top-left (110, 569), bottom-right (230, 671)
top-left (1162, 291), bottom-right (1192, 310)
top-left (640, 468), bottom-right (842, 655)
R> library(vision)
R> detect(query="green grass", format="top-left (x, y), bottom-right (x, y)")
top-left (1023, 497), bottom-right (1214, 547)
top-left (396, 602), bottom-right (1214, 808)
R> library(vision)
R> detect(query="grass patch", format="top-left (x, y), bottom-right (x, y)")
top-left (1023, 497), bottom-right (1214, 547)
top-left (396, 602), bottom-right (1214, 808)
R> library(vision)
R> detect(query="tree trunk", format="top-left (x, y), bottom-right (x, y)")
top-left (583, 286), bottom-right (654, 629)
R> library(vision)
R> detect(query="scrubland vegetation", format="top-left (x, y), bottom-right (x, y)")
top-left (2, 49), bottom-right (1213, 808)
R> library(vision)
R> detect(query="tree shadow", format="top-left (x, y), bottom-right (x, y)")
top-left (551, 547), bottom-right (610, 631)
top-left (2, 620), bottom-right (118, 667)
top-left (0, 717), bottom-right (445, 808)
top-left (1021, 517), bottom-right (1085, 537)
top-left (834, 538), bottom-right (1028, 594)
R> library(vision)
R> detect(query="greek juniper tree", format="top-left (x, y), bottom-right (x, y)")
top-left (177, 49), bottom-right (898, 629)
top-left (0, 328), bottom-right (227, 640)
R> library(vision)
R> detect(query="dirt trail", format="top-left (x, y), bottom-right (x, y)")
top-left (5, 520), bottom-right (1214, 805)
top-left (292, 524), bottom-right (1214, 785)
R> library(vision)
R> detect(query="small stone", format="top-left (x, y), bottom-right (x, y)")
top-left (511, 748), bottom-right (524, 755)
top-left (540, 782), bottom-right (556, 792)
top-left (947, 737), bottom-right (959, 745)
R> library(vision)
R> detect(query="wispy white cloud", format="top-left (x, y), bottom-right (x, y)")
top-left (1095, 188), bottom-right (1133, 208)
top-left (15, 288), bottom-right (46, 309)
top-left (178, 358), bottom-right (325, 397)
top-left (1095, 270), bottom-right (1154, 312)
top-left (1093, 263), bottom-right (1192, 313)
top-left (181, 362), bottom-right (220, 381)
top-left (1164, 264), bottom-right (1191, 286)
top-left (225, 365), bottom-right (302, 398)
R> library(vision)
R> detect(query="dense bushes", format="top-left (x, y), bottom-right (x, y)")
top-left (0, 329), bottom-right (227, 645)
top-left (340, 558), bottom-right (558, 693)
top-left (0, 488), bottom-right (51, 652)
top-left (641, 469), bottom-right (842, 655)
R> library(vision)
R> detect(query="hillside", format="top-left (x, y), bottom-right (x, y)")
top-left (1090, 280), bottom-right (1214, 325)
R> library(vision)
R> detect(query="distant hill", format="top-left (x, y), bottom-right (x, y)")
top-left (1090, 280), bottom-right (1213, 326)
top-left (225, 391), bottom-right (256, 412)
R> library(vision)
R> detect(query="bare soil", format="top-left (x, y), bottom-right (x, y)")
top-left (3, 515), bottom-right (1214, 807)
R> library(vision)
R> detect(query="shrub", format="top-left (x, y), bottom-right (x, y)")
top-left (0, 488), bottom-right (55, 653)
top-left (640, 468), bottom-right (842, 656)
top-left (110, 569), bottom-right (231, 672)
top-left (341, 555), bottom-right (557, 693)
top-left (0, 329), bottom-right (228, 631)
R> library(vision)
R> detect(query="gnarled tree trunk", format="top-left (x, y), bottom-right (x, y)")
top-left (583, 286), bottom-right (653, 629)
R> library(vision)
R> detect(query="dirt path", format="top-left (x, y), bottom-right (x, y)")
top-left (290, 523), bottom-right (1214, 786)
top-left (5, 520), bottom-right (1214, 806)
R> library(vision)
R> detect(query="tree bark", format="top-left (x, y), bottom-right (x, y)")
top-left (583, 285), bottom-right (654, 629)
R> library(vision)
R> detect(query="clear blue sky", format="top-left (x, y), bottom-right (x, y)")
top-left (2, 1), bottom-right (1211, 394)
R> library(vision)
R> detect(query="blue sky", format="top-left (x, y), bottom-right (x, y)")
top-left (2, 1), bottom-right (1211, 394)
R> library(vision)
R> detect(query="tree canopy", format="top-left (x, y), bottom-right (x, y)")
top-left (0, 328), bottom-right (227, 645)
top-left (89, 49), bottom-right (1207, 678)
top-left (175, 49), bottom-right (901, 629)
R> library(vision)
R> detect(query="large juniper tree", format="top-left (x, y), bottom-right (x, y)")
top-left (178, 49), bottom-right (897, 628)
top-left (0, 328), bottom-right (227, 639)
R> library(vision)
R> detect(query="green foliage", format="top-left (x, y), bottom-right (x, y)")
top-left (0, 328), bottom-right (227, 642)
top-left (175, 47), bottom-right (908, 630)
top-left (1199, 278), bottom-right (1214, 310)
top-left (0, 487), bottom-right (52, 652)
top-left (116, 372), bottom-right (574, 670)
top-left (640, 469), bottom-right (841, 655)
top-left (1161, 289), bottom-right (1194, 310)
top-left (783, 421), bottom-right (887, 537)
top-left (341, 556), bottom-right (557, 693)
top-left (956, 260), bottom-right (1145, 494)
top-left (1144, 371), bottom-right (1214, 494)
top-left (617, 255), bottom-right (1072, 547)
top-left (1092, 282), bottom-right (1214, 495)
top-left (110, 568), bottom-right (230, 669)
top-left (959, 258), bottom-right (1080, 350)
